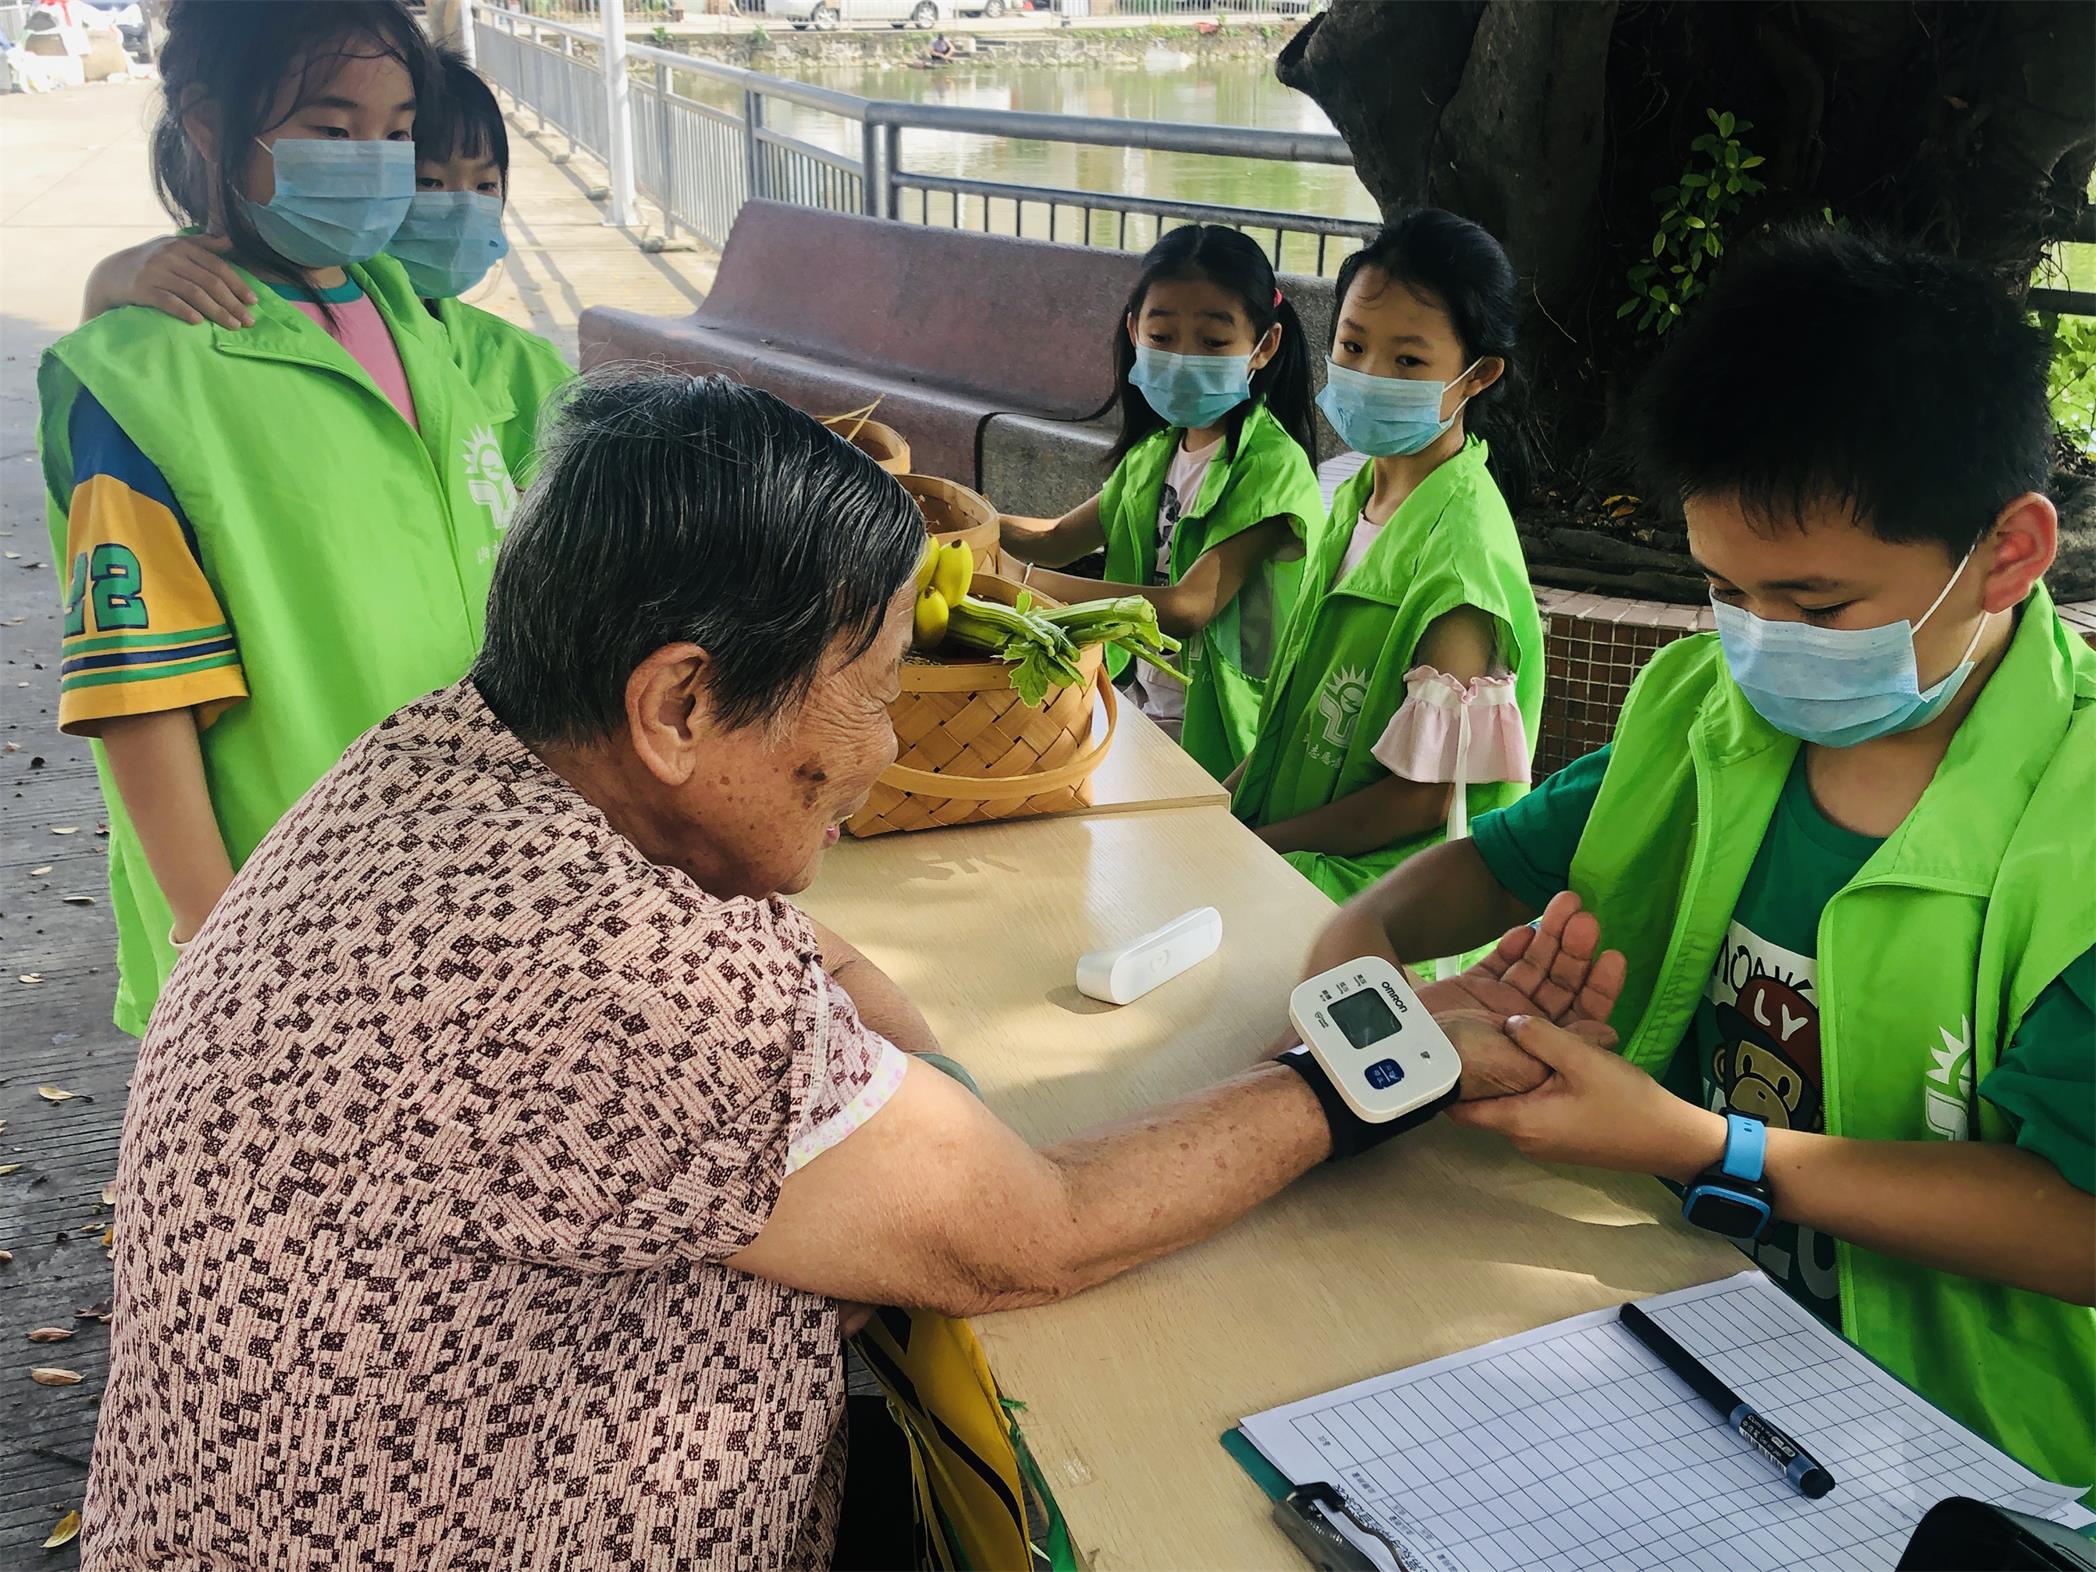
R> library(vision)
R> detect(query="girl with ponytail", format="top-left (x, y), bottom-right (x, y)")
top-left (1231, 208), bottom-right (1545, 911)
top-left (1000, 224), bottom-right (1324, 780)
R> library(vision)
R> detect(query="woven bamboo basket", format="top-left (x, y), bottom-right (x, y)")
top-left (898, 472), bottom-right (1001, 573)
top-left (820, 411), bottom-right (912, 475)
top-left (845, 573), bottom-right (1118, 838)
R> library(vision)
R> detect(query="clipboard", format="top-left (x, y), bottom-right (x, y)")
top-left (1222, 1427), bottom-right (1413, 1572)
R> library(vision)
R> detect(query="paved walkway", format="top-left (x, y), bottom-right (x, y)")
top-left (0, 77), bottom-right (714, 1562)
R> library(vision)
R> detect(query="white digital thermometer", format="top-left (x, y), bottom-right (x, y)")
top-left (1287, 956), bottom-right (1461, 1127)
top-left (1075, 907), bottom-right (1223, 1005)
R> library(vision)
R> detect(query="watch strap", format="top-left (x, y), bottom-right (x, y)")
top-left (1719, 1113), bottom-right (1767, 1182)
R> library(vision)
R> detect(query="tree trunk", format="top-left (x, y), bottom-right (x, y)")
top-left (1279, 0), bottom-right (2096, 598)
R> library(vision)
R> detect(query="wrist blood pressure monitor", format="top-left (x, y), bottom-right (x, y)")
top-left (1280, 956), bottom-right (1462, 1159)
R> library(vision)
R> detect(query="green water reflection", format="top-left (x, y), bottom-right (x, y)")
top-left (675, 53), bottom-right (1379, 272)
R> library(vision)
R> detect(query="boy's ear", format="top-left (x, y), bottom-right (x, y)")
top-left (1978, 492), bottom-right (2057, 615)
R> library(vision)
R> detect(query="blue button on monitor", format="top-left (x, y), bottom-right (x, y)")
top-left (1365, 1058), bottom-right (1405, 1089)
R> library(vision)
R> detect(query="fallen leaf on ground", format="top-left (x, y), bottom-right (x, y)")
top-left (29, 865), bottom-right (52, 876)
top-left (17, 974), bottom-right (43, 986)
top-left (48, 825), bottom-right (79, 835)
top-left (30, 1366), bottom-right (83, 1385)
top-left (0, 1164), bottom-right (20, 1176)
top-left (0, 1250), bottom-right (12, 1264)
top-left (100, 1181), bottom-right (115, 1205)
top-left (26, 1327), bottom-right (73, 1343)
top-left (74, 1300), bottom-right (111, 1322)
top-left (62, 895), bottom-right (94, 906)
top-left (44, 1509), bottom-right (80, 1549)
top-left (100, 1226), bottom-right (113, 1249)
top-left (35, 1085), bottom-right (79, 1102)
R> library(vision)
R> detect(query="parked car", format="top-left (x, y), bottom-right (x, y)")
top-left (772, 0), bottom-right (949, 28)
top-left (959, 0), bottom-right (1011, 16)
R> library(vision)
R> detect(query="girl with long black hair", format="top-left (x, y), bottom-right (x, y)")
top-left (999, 223), bottom-right (1324, 780)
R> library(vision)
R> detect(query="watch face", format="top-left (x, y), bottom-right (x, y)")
top-left (1684, 1187), bottom-right (1770, 1240)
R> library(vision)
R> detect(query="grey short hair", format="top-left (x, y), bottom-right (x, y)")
top-left (471, 371), bottom-right (924, 745)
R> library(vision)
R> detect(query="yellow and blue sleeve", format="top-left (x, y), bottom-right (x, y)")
top-left (58, 391), bottom-right (246, 735)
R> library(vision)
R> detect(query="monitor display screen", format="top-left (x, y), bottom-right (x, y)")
top-left (1328, 987), bottom-right (1399, 1049)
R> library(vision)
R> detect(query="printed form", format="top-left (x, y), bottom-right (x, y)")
top-left (1241, 1270), bottom-right (2092, 1572)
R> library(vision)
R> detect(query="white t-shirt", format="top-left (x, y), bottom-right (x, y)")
top-left (1134, 433), bottom-right (1224, 729)
top-left (1337, 508), bottom-right (1385, 582)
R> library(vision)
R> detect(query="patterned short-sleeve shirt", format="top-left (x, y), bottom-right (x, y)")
top-left (85, 681), bottom-right (902, 1570)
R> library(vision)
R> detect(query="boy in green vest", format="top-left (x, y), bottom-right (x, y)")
top-left (1305, 229), bottom-right (2094, 1488)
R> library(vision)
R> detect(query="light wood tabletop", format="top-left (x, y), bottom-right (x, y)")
top-left (800, 807), bottom-right (1744, 1570)
top-left (1078, 693), bottom-right (1233, 818)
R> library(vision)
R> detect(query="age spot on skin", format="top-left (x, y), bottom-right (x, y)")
top-left (794, 761), bottom-right (829, 809)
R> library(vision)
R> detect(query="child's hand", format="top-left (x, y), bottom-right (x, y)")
top-left (1448, 1014), bottom-right (1726, 1181)
top-left (84, 235), bottom-right (256, 329)
top-left (1439, 1010), bottom-right (1550, 1101)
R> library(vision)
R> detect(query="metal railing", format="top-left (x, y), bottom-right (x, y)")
top-left (472, 2), bottom-right (1375, 271)
top-left (469, 3), bottom-right (2089, 310)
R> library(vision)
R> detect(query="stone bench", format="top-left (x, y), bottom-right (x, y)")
top-left (578, 200), bottom-right (1141, 486)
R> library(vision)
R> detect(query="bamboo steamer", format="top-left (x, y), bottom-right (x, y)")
top-left (844, 572), bottom-right (1118, 838)
top-left (820, 411), bottom-right (912, 475)
top-left (898, 472), bottom-right (1001, 573)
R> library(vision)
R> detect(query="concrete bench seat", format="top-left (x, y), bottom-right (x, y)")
top-left (579, 200), bottom-right (1143, 486)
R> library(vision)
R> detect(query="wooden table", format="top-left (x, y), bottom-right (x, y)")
top-left (1076, 694), bottom-right (1232, 818)
top-left (802, 807), bottom-right (1743, 1569)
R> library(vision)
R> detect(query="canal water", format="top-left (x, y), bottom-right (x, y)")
top-left (679, 53), bottom-right (1379, 272)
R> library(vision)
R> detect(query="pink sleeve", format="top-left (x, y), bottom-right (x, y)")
top-left (1371, 665), bottom-right (1531, 786)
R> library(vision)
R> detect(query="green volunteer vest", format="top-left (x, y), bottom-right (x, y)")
top-left (39, 254), bottom-right (516, 1035)
top-left (429, 296), bottom-right (575, 488)
top-left (1566, 587), bottom-right (2096, 1489)
top-left (1231, 439), bottom-right (1544, 903)
top-left (1098, 402), bottom-right (1324, 778)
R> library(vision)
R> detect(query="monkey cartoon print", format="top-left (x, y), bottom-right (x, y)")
top-left (1712, 973), bottom-right (1825, 1132)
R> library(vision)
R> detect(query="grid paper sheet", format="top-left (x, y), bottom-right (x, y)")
top-left (1241, 1270), bottom-right (2092, 1572)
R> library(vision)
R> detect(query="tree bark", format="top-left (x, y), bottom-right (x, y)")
top-left (1278, 0), bottom-right (2096, 585)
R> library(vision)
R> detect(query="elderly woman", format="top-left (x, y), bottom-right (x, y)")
top-left (88, 374), bottom-right (1620, 1567)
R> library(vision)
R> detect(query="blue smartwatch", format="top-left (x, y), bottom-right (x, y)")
top-left (1681, 1113), bottom-right (1774, 1240)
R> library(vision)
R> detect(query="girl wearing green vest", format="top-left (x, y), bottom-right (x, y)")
top-left (1230, 211), bottom-right (1544, 907)
top-left (85, 47), bottom-right (575, 489)
top-left (41, 0), bottom-right (519, 1035)
top-left (999, 225), bottom-right (1324, 780)
top-left (1306, 231), bottom-right (2094, 1491)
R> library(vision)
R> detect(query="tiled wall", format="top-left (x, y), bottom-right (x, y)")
top-left (1534, 590), bottom-right (1713, 777)
top-left (1535, 591), bottom-right (2096, 780)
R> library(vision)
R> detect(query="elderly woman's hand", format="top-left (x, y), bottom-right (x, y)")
top-left (1419, 891), bottom-right (1624, 1041)
top-left (1416, 891), bottom-right (1626, 1101)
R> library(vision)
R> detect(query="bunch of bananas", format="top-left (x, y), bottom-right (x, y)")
top-left (909, 538), bottom-right (1185, 707)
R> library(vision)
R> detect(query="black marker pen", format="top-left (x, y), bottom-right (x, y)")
top-left (1619, 1300), bottom-right (1836, 1499)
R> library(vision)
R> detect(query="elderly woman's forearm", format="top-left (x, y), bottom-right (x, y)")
top-left (990, 1064), bottom-right (1332, 1309)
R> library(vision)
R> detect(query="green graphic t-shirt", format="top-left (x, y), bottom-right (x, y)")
top-left (1471, 745), bottom-right (2096, 1327)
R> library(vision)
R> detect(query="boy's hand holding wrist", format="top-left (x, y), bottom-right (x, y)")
top-left (1447, 1015), bottom-right (1728, 1182)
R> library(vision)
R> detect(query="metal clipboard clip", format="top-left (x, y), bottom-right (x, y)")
top-left (1272, 1481), bottom-right (1416, 1572)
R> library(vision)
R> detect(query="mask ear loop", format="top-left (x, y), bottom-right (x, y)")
top-left (1912, 539), bottom-right (1988, 672)
top-left (1441, 358), bottom-right (1484, 427)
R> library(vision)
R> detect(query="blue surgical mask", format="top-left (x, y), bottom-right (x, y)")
top-left (1316, 358), bottom-right (1479, 457)
top-left (1130, 343), bottom-right (1253, 430)
top-left (240, 137), bottom-right (414, 269)
top-left (389, 191), bottom-right (510, 299)
top-left (1712, 547), bottom-right (1988, 748)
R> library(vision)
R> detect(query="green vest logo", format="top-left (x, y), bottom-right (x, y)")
top-left (1923, 1017), bottom-right (1974, 1142)
top-left (1314, 664), bottom-right (1369, 750)
top-left (462, 425), bottom-right (517, 536)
